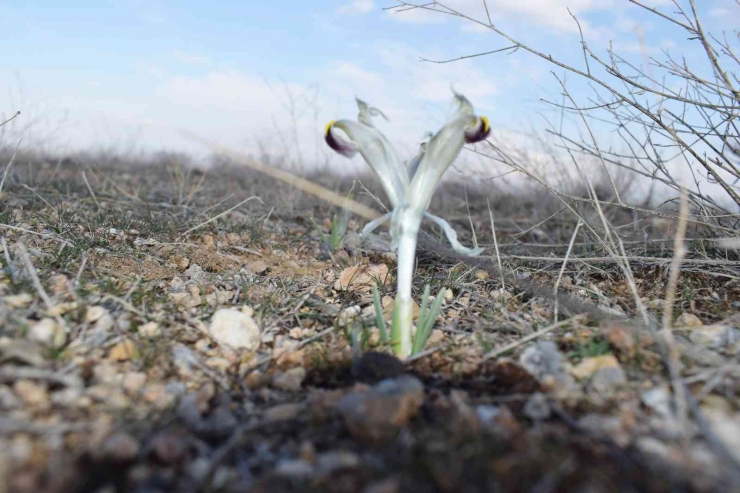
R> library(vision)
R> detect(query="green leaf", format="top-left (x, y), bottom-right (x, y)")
top-left (372, 283), bottom-right (389, 342)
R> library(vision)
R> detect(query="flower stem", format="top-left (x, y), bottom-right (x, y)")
top-left (391, 207), bottom-right (421, 358)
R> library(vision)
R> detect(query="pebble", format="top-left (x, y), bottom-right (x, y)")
top-left (4, 293), bottom-right (33, 309)
top-left (149, 430), bottom-right (189, 466)
top-left (100, 432), bottom-right (140, 463)
top-left (123, 372), bottom-right (148, 393)
top-left (13, 380), bottom-right (50, 410)
top-left (352, 351), bottom-right (404, 384)
top-left (275, 458), bottom-right (313, 477)
top-left (571, 354), bottom-right (626, 391)
top-left (688, 325), bottom-right (740, 350)
top-left (208, 308), bottom-right (261, 351)
top-left (523, 392), bottom-right (551, 421)
top-left (337, 375), bottom-right (424, 443)
top-left (364, 478), bottom-right (401, 493)
top-left (272, 367), bottom-right (306, 392)
top-left (29, 318), bottom-right (66, 349)
top-left (264, 403), bottom-right (305, 422)
top-left (0, 385), bottom-right (20, 409)
top-left (703, 409), bottom-right (740, 462)
top-left (642, 386), bottom-right (673, 417)
top-left (45, 301), bottom-right (78, 317)
top-left (315, 450), bottom-right (360, 476)
top-left (85, 306), bottom-right (107, 324)
top-left (109, 339), bottom-right (139, 361)
top-left (138, 321), bottom-right (161, 337)
top-left (519, 341), bottom-right (574, 392)
top-left (334, 264), bottom-right (389, 292)
top-left (675, 312), bottom-right (703, 327)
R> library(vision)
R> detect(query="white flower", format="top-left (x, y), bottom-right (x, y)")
top-left (325, 92), bottom-right (489, 256)
top-left (325, 91), bottom-right (491, 357)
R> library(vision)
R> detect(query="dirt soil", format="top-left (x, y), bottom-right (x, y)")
top-left (1, 156), bottom-right (739, 493)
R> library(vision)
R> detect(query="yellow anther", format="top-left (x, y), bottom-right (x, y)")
top-left (480, 115), bottom-right (490, 133)
top-left (324, 120), bottom-right (336, 136)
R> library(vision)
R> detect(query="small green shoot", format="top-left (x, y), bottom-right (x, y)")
top-left (412, 285), bottom-right (446, 356)
top-left (372, 283), bottom-right (389, 343)
top-left (311, 182), bottom-right (356, 252)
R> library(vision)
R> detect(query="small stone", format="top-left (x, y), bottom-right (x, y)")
top-left (138, 321), bottom-right (161, 337)
top-left (49, 274), bottom-right (69, 295)
top-left (338, 305), bottom-right (361, 326)
top-left (247, 260), bottom-right (268, 274)
top-left (443, 288), bottom-right (454, 301)
top-left (272, 367), bottom-right (306, 392)
top-left (519, 341), bottom-right (574, 392)
top-left (29, 318), bottom-right (66, 349)
top-left (299, 441), bottom-right (316, 464)
top-left (0, 385), bottom-right (20, 409)
top-left (334, 264), bottom-right (390, 292)
top-left (46, 301), bottom-right (79, 317)
top-left (85, 306), bottom-right (107, 324)
top-left (315, 450), bottom-right (360, 475)
top-left (95, 313), bottom-right (115, 332)
top-left (675, 312), bottom-right (703, 327)
top-left (363, 478), bottom-right (400, 493)
top-left (109, 339), bottom-right (139, 361)
top-left (352, 351), bottom-right (404, 384)
top-left (605, 325), bottom-right (635, 357)
top-left (150, 430), bottom-right (189, 466)
top-left (208, 309), bottom-right (261, 351)
top-left (337, 375), bottom-right (424, 443)
top-left (570, 354), bottom-right (626, 391)
top-left (142, 384), bottom-right (176, 409)
top-left (202, 235), bottom-right (215, 249)
top-left (123, 372), bottom-right (147, 393)
top-left (205, 357), bottom-right (232, 372)
top-left (523, 392), bottom-right (551, 421)
top-left (4, 293), bottom-right (33, 309)
top-left (14, 380), bottom-right (50, 410)
top-left (275, 458), bottom-right (313, 477)
top-left (264, 403), bottom-right (305, 422)
top-left (642, 386), bottom-right (673, 417)
top-left (100, 432), bottom-right (140, 463)
top-left (703, 409), bottom-right (740, 462)
top-left (688, 325), bottom-right (740, 349)
top-left (474, 269), bottom-right (489, 280)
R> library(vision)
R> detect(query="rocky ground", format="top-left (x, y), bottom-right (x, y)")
top-left (1, 155), bottom-right (739, 493)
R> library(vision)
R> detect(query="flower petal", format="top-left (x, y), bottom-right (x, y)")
top-left (405, 92), bottom-right (489, 213)
top-left (424, 213), bottom-right (484, 256)
top-left (356, 98), bottom-right (389, 127)
top-left (325, 120), bottom-right (359, 158)
top-left (324, 101), bottom-right (409, 208)
top-left (406, 132), bottom-right (433, 180)
top-left (465, 115), bottom-right (491, 144)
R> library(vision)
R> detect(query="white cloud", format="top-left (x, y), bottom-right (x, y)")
top-left (387, 0), bottom-right (608, 32)
top-left (333, 62), bottom-right (381, 83)
top-left (709, 8), bottom-right (729, 17)
top-left (337, 0), bottom-right (376, 15)
top-left (172, 50), bottom-right (209, 65)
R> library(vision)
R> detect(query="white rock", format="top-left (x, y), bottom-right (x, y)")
top-left (138, 321), bottom-right (161, 337)
top-left (85, 306), bottom-right (107, 324)
top-left (208, 309), bottom-right (261, 351)
top-left (4, 293), bottom-right (33, 309)
top-left (29, 318), bottom-right (66, 348)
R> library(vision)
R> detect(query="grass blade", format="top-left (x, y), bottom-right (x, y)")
top-left (372, 283), bottom-right (389, 342)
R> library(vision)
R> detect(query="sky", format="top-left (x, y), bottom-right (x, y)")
top-left (0, 0), bottom-right (737, 191)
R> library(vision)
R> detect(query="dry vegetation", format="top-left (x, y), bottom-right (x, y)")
top-left (0, 151), bottom-right (738, 493)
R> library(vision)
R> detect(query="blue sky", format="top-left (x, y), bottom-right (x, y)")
top-left (0, 0), bottom-right (736, 176)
